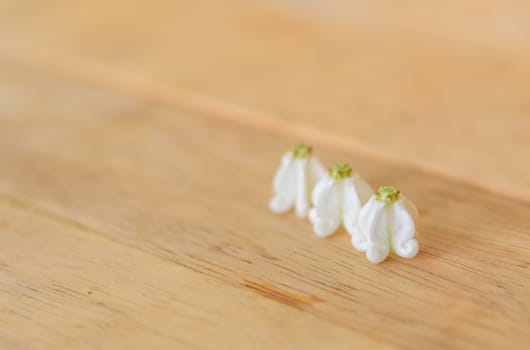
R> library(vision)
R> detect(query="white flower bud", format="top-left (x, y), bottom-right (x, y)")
top-left (351, 186), bottom-right (419, 264)
top-left (270, 144), bottom-right (326, 217)
top-left (309, 164), bottom-right (373, 237)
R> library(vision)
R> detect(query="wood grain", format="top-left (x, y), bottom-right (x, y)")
top-left (1, 0), bottom-right (530, 200)
top-left (0, 198), bottom-right (386, 350)
top-left (0, 55), bottom-right (530, 349)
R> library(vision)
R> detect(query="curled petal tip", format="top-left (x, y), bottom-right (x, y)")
top-left (313, 220), bottom-right (339, 237)
top-left (351, 234), bottom-right (368, 252)
top-left (366, 246), bottom-right (389, 264)
top-left (394, 239), bottom-right (419, 259)
top-left (309, 212), bottom-right (339, 237)
top-left (269, 196), bottom-right (292, 213)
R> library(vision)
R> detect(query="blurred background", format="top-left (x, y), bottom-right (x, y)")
top-left (1, 2), bottom-right (530, 348)
top-left (1, 0), bottom-right (529, 197)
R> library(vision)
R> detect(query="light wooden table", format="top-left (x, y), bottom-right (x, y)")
top-left (1, 1), bottom-right (529, 349)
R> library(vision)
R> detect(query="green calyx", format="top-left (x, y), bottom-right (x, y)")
top-left (376, 186), bottom-right (400, 204)
top-left (329, 164), bottom-right (353, 180)
top-left (290, 143), bottom-right (313, 159)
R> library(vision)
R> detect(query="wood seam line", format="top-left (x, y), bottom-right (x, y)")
top-left (0, 40), bottom-right (529, 205)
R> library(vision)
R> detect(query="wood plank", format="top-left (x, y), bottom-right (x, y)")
top-left (1, 56), bottom-right (530, 349)
top-left (1, 0), bottom-right (530, 200)
top-left (0, 197), bottom-right (386, 349)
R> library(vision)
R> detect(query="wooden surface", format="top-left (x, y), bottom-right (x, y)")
top-left (1, 1), bottom-right (530, 349)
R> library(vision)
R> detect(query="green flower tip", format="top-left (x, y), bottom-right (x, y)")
top-left (329, 163), bottom-right (352, 180)
top-left (291, 143), bottom-right (312, 159)
top-left (376, 186), bottom-right (400, 204)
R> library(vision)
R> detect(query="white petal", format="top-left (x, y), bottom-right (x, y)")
top-left (351, 196), bottom-right (383, 251)
top-left (309, 175), bottom-right (340, 237)
top-left (311, 172), bottom-right (329, 206)
top-left (366, 204), bottom-right (389, 264)
top-left (309, 156), bottom-right (327, 186)
top-left (351, 196), bottom-right (388, 264)
top-left (390, 200), bottom-right (419, 259)
top-left (342, 177), bottom-right (362, 235)
top-left (402, 195), bottom-right (419, 225)
top-left (352, 174), bottom-right (374, 204)
top-left (294, 158), bottom-right (310, 217)
top-left (269, 153), bottom-right (296, 213)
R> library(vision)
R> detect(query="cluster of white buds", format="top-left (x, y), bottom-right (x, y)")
top-left (270, 144), bottom-right (420, 264)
